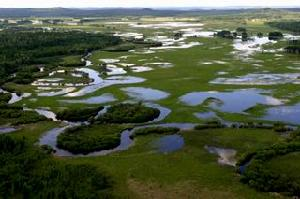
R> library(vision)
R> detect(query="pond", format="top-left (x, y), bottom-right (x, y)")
top-left (179, 89), bottom-right (282, 113)
top-left (262, 103), bottom-right (300, 125)
top-left (60, 93), bottom-right (117, 104)
top-left (121, 87), bottom-right (170, 101)
top-left (65, 75), bottom-right (146, 97)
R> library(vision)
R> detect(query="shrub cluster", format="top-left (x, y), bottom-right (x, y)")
top-left (97, 103), bottom-right (160, 124)
top-left (57, 125), bottom-right (121, 154)
top-left (194, 120), bottom-right (226, 130)
top-left (56, 106), bottom-right (103, 122)
top-left (239, 142), bottom-right (300, 196)
top-left (131, 126), bottom-right (180, 138)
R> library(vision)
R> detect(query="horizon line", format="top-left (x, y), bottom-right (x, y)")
top-left (0, 6), bottom-right (300, 9)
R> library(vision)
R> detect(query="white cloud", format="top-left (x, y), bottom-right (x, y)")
top-left (0, 0), bottom-right (299, 8)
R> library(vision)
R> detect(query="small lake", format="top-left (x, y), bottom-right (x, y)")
top-left (60, 93), bottom-right (117, 104)
top-left (179, 89), bottom-right (282, 113)
top-left (262, 103), bottom-right (300, 125)
top-left (121, 87), bottom-right (170, 101)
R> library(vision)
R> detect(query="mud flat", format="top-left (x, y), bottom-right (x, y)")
top-left (205, 145), bottom-right (237, 166)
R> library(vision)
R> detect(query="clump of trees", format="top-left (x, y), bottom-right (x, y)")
top-left (57, 125), bottom-right (122, 154)
top-left (56, 106), bottom-right (103, 122)
top-left (268, 31), bottom-right (283, 40)
top-left (131, 126), bottom-right (180, 138)
top-left (216, 29), bottom-right (249, 41)
top-left (97, 103), bottom-right (160, 124)
top-left (216, 30), bottom-right (234, 39)
top-left (0, 135), bottom-right (114, 198)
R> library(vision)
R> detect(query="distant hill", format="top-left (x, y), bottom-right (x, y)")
top-left (0, 8), bottom-right (291, 18)
top-left (0, 8), bottom-right (298, 18)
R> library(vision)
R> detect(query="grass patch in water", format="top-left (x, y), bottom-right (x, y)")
top-left (57, 124), bottom-right (127, 154)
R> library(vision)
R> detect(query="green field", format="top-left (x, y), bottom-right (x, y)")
top-left (1, 8), bottom-right (300, 198)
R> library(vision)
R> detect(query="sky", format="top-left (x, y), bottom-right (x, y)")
top-left (0, 0), bottom-right (299, 8)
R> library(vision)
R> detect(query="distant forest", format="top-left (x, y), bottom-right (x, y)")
top-left (268, 21), bottom-right (300, 34)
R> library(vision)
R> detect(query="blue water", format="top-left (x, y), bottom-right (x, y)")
top-left (262, 103), bottom-right (300, 125)
top-left (152, 135), bottom-right (184, 153)
top-left (179, 89), bottom-right (281, 113)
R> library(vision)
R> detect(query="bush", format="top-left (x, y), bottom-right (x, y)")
top-left (194, 120), bottom-right (226, 130)
top-left (97, 103), bottom-right (160, 124)
top-left (236, 27), bottom-right (247, 32)
top-left (57, 124), bottom-right (124, 154)
top-left (216, 30), bottom-right (233, 39)
top-left (0, 93), bottom-right (11, 104)
top-left (56, 106), bottom-right (103, 122)
top-left (131, 126), bottom-right (180, 138)
top-left (104, 43), bottom-right (136, 52)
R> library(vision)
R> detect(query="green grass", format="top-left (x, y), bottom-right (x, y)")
top-left (10, 121), bottom-right (59, 143)
top-left (60, 127), bottom-right (283, 198)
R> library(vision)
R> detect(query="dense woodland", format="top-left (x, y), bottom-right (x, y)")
top-left (0, 30), bottom-right (121, 85)
top-left (0, 135), bottom-right (114, 198)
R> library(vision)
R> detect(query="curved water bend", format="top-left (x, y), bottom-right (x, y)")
top-left (0, 127), bottom-right (17, 134)
top-left (40, 122), bottom-right (197, 157)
